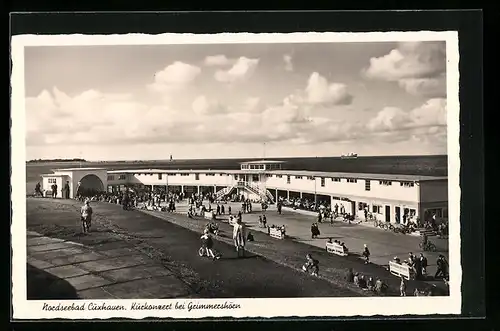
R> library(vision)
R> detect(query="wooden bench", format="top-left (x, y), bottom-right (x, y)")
top-left (269, 227), bottom-right (285, 240)
top-left (325, 242), bottom-right (348, 256)
top-left (389, 261), bottom-right (414, 280)
top-left (418, 229), bottom-right (437, 236)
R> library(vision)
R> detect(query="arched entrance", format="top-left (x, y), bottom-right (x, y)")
top-left (76, 174), bottom-right (105, 197)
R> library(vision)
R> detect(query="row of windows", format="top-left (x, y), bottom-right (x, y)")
top-left (109, 173), bottom-right (416, 188)
top-left (108, 175), bottom-right (128, 180)
top-left (241, 164), bottom-right (282, 170)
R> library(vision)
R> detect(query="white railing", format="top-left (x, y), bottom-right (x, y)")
top-left (215, 185), bottom-right (235, 200)
top-left (215, 181), bottom-right (274, 203)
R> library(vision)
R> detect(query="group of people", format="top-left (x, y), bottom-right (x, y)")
top-left (392, 252), bottom-right (448, 281)
top-left (346, 268), bottom-right (388, 294)
top-left (267, 224), bottom-right (286, 236)
top-left (34, 181), bottom-right (71, 199)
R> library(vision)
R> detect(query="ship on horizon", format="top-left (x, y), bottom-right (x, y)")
top-left (341, 152), bottom-right (358, 159)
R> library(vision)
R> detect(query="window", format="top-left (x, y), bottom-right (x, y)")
top-left (206, 173), bottom-right (215, 176)
top-left (347, 178), bottom-right (357, 183)
top-left (266, 174), bottom-right (273, 177)
top-left (252, 175), bottom-right (259, 182)
top-left (234, 175), bottom-right (238, 180)
top-left (307, 176), bottom-right (315, 180)
top-left (372, 205), bottom-right (382, 214)
top-left (332, 177), bottom-right (341, 182)
top-left (358, 202), bottom-right (368, 210)
top-left (107, 175), bottom-right (114, 181)
top-left (158, 174), bottom-right (162, 180)
top-left (379, 180), bottom-right (392, 186)
top-left (48, 178), bottom-right (57, 184)
top-left (119, 175), bottom-right (126, 180)
top-left (250, 165), bottom-right (256, 170)
top-left (400, 181), bottom-right (415, 187)
top-left (287, 176), bottom-right (291, 184)
top-left (219, 173), bottom-right (224, 176)
top-left (277, 175), bottom-right (283, 178)
top-left (180, 173), bottom-right (189, 176)
top-left (195, 174), bottom-right (200, 180)
top-left (365, 180), bottom-right (371, 191)
top-left (295, 176), bottom-right (303, 179)
top-left (321, 178), bottom-right (325, 187)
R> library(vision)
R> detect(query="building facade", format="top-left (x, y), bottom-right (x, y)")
top-left (41, 160), bottom-right (448, 224)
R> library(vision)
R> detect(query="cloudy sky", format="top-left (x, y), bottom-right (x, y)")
top-left (24, 41), bottom-right (447, 161)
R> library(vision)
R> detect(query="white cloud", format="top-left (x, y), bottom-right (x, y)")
top-left (284, 54), bottom-right (293, 72)
top-left (398, 75), bottom-right (446, 98)
top-left (192, 95), bottom-right (227, 115)
top-left (409, 98), bottom-right (447, 127)
top-left (214, 57), bottom-right (259, 83)
top-left (367, 107), bottom-right (410, 132)
top-left (204, 55), bottom-right (233, 66)
top-left (367, 98), bottom-right (447, 133)
top-left (363, 41), bottom-right (446, 97)
top-left (148, 61), bottom-right (201, 92)
top-left (305, 72), bottom-right (353, 105)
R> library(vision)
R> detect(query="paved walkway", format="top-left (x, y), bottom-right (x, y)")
top-left (27, 230), bottom-right (192, 299)
top-left (171, 201), bottom-right (449, 283)
top-left (26, 198), bottom-right (359, 299)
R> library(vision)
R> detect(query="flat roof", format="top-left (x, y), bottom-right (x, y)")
top-left (54, 167), bottom-right (107, 172)
top-left (268, 170), bottom-right (446, 182)
top-left (108, 168), bottom-right (446, 182)
top-left (239, 160), bottom-right (285, 164)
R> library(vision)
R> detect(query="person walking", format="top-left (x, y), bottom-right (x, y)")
top-left (362, 244), bottom-right (371, 264)
top-left (419, 253), bottom-right (428, 276)
top-left (435, 254), bottom-right (449, 279)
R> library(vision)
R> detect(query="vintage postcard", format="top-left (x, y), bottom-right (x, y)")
top-left (11, 31), bottom-right (461, 319)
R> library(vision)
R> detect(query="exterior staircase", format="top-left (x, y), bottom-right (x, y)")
top-left (215, 181), bottom-right (274, 203)
top-left (215, 185), bottom-right (235, 200)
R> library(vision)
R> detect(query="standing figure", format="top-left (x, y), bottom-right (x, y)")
top-left (233, 218), bottom-right (247, 258)
top-left (362, 244), bottom-right (370, 264)
top-left (80, 200), bottom-right (93, 234)
top-left (400, 276), bottom-right (407, 296)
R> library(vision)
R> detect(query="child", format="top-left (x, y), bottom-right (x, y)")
top-left (302, 254), bottom-right (319, 276)
top-left (400, 276), bottom-right (407, 296)
top-left (200, 229), bottom-right (219, 261)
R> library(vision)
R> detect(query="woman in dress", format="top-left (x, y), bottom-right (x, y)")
top-left (233, 218), bottom-right (246, 258)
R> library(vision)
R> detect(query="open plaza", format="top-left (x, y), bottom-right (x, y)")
top-left (27, 159), bottom-right (450, 299)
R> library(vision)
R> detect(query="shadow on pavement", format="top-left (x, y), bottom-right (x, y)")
top-left (27, 263), bottom-right (79, 300)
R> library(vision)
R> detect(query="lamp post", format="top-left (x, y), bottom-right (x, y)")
top-left (314, 177), bottom-right (317, 209)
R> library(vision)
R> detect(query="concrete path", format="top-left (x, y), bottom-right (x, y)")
top-left (27, 230), bottom-right (191, 299)
top-left (171, 201), bottom-right (449, 285)
top-left (26, 198), bottom-right (360, 299)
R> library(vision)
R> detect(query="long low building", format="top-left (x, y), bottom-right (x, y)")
top-left (40, 159), bottom-right (448, 224)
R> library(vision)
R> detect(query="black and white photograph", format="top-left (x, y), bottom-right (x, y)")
top-left (11, 31), bottom-right (461, 319)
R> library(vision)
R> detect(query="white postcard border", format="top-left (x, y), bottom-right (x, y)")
top-left (11, 31), bottom-right (461, 319)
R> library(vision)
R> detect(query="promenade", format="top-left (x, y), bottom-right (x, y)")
top-left (26, 198), bottom-right (359, 299)
top-left (171, 201), bottom-right (449, 289)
